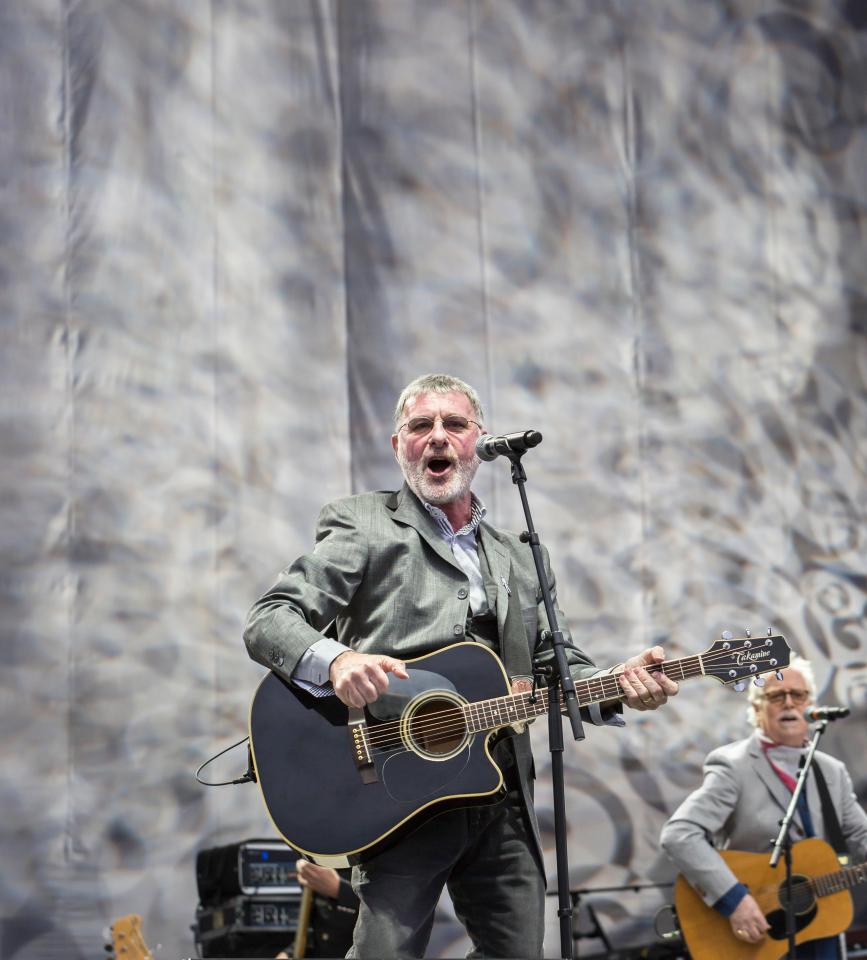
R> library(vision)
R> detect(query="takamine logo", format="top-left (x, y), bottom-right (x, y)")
top-left (734, 649), bottom-right (770, 665)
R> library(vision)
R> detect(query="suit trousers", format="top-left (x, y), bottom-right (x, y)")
top-left (347, 786), bottom-right (545, 959)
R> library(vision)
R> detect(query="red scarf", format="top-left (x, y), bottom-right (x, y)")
top-left (759, 737), bottom-right (801, 792)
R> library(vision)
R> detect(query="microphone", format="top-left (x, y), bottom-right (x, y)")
top-left (475, 430), bottom-right (543, 462)
top-left (803, 705), bottom-right (850, 722)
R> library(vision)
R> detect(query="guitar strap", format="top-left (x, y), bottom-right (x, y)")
top-left (812, 759), bottom-right (850, 863)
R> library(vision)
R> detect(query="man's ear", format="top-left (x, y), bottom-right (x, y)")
top-left (391, 434), bottom-right (399, 457)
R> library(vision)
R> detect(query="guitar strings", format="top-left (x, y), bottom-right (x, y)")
top-left (358, 642), bottom-right (763, 750)
top-left (752, 877), bottom-right (814, 913)
top-left (360, 645), bottom-right (777, 751)
top-left (740, 864), bottom-right (863, 918)
top-left (358, 641), bottom-right (781, 753)
top-left (359, 643), bottom-right (774, 751)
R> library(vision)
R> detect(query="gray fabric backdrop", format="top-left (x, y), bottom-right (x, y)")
top-left (2, 1), bottom-right (866, 957)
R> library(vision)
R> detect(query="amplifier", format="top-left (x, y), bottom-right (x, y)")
top-left (192, 894), bottom-right (303, 959)
top-left (196, 838), bottom-right (301, 906)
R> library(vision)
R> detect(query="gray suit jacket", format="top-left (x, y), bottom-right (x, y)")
top-left (660, 731), bottom-right (867, 906)
top-left (244, 484), bottom-right (612, 867)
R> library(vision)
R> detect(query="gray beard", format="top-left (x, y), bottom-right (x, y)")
top-left (397, 451), bottom-right (479, 506)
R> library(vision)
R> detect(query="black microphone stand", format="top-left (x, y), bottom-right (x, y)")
top-left (768, 718), bottom-right (829, 960)
top-left (502, 447), bottom-right (586, 960)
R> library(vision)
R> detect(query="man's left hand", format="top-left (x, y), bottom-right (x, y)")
top-left (617, 646), bottom-right (678, 710)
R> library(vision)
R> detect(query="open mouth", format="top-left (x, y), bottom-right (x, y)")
top-left (425, 457), bottom-right (453, 478)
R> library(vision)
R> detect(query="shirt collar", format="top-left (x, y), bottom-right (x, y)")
top-left (757, 731), bottom-right (808, 751)
top-left (423, 494), bottom-right (487, 538)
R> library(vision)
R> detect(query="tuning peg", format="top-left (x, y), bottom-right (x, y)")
top-left (744, 628), bottom-right (751, 638)
top-left (767, 627), bottom-right (773, 636)
top-left (775, 671), bottom-right (784, 681)
top-left (754, 676), bottom-right (765, 687)
top-left (733, 681), bottom-right (747, 693)
top-left (721, 630), bottom-right (733, 640)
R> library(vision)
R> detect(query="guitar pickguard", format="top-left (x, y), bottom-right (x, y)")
top-left (370, 664), bottom-right (497, 802)
top-left (366, 666), bottom-right (459, 722)
top-left (766, 875), bottom-right (817, 940)
top-left (379, 739), bottom-right (476, 803)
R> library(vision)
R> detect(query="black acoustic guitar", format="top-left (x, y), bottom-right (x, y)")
top-left (249, 633), bottom-right (790, 866)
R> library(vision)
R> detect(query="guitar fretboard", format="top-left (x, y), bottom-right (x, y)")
top-left (811, 861), bottom-right (867, 897)
top-left (463, 656), bottom-right (703, 733)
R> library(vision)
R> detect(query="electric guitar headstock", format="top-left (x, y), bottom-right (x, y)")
top-left (698, 629), bottom-right (791, 691)
top-left (107, 914), bottom-right (154, 960)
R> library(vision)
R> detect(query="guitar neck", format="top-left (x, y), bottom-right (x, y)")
top-left (811, 861), bottom-right (867, 898)
top-left (292, 886), bottom-right (314, 958)
top-left (464, 656), bottom-right (703, 733)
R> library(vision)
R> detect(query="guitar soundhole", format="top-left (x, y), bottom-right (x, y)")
top-left (766, 875), bottom-right (817, 940)
top-left (404, 693), bottom-right (470, 761)
top-left (778, 875), bottom-right (816, 915)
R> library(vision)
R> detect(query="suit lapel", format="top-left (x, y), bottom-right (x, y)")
top-left (750, 738), bottom-right (792, 814)
top-left (480, 524), bottom-right (511, 635)
top-left (386, 489), bottom-right (533, 676)
top-left (387, 484), bottom-right (464, 574)
top-left (750, 737), bottom-right (822, 838)
top-left (479, 524), bottom-right (532, 678)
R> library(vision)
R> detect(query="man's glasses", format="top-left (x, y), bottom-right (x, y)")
top-left (398, 415), bottom-right (482, 438)
top-left (763, 689), bottom-right (810, 706)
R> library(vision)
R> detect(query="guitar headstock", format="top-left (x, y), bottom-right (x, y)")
top-left (699, 631), bottom-right (791, 691)
top-left (108, 914), bottom-right (154, 960)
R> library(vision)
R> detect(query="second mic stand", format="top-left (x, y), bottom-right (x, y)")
top-left (768, 718), bottom-right (829, 960)
top-left (505, 450), bottom-right (586, 960)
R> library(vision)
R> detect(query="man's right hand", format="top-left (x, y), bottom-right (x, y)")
top-left (729, 892), bottom-right (770, 944)
top-left (329, 651), bottom-right (408, 708)
top-left (296, 859), bottom-right (341, 899)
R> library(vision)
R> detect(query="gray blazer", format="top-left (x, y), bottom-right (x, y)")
top-left (660, 731), bottom-right (867, 906)
top-left (244, 483), bottom-right (610, 867)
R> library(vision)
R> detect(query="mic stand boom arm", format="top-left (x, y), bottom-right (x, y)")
top-left (505, 450), bottom-right (585, 960)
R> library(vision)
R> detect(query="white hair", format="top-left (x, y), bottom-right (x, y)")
top-left (393, 374), bottom-right (485, 431)
top-left (746, 652), bottom-right (816, 728)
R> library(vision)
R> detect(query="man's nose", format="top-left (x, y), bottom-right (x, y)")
top-left (428, 420), bottom-right (449, 442)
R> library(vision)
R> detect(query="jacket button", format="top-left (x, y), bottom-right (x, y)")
top-left (457, 587), bottom-right (468, 600)
top-left (453, 624), bottom-right (464, 636)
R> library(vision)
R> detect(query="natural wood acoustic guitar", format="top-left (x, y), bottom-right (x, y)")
top-left (674, 837), bottom-right (867, 960)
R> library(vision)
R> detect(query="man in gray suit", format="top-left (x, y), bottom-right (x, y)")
top-left (245, 372), bottom-right (679, 958)
top-left (660, 654), bottom-right (867, 958)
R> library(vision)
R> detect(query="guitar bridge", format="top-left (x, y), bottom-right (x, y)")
top-left (347, 708), bottom-right (378, 784)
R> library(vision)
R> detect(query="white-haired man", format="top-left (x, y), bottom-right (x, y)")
top-left (246, 373), bottom-right (679, 958)
top-left (660, 654), bottom-right (867, 959)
